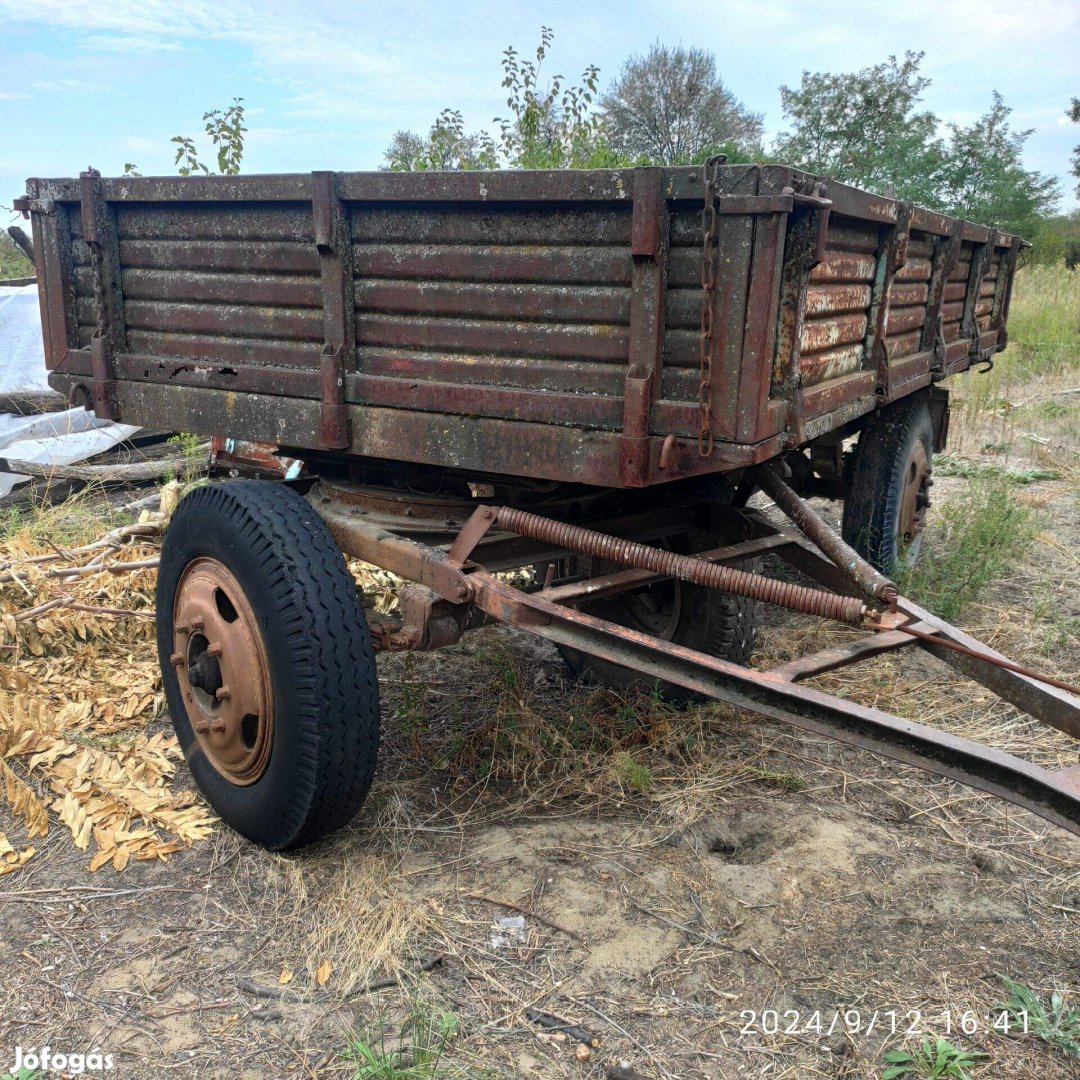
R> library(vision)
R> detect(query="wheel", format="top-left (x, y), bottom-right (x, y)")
top-left (549, 532), bottom-right (761, 704)
top-left (156, 481), bottom-right (380, 851)
top-left (842, 395), bottom-right (934, 573)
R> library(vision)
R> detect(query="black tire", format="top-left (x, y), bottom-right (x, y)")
top-left (156, 481), bottom-right (380, 851)
top-left (552, 533), bottom-right (761, 704)
top-left (842, 395), bottom-right (935, 573)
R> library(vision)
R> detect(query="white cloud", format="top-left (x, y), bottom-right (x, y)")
top-left (83, 34), bottom-right (186, 52)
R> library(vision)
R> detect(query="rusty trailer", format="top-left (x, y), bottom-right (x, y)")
top-left (14, 162), bottom-right (1079, 852)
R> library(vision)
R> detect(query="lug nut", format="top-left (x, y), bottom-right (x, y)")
top-left (176, 622), bottom-right (189, 634)
top-left (190, 617), bottom-right (204, 631)
top-left (207, 642), bottom-right (223, 657)
top-left (215, 686), bottom-right (231, 701)
top-left (170, 652), bottom-right (184, 666)
top-left (193, 719), bottom-right (209, 734)
top-left (210, 719), bottom-right (226, 733)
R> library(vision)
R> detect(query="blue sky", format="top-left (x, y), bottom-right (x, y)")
top-left (1, 0), bottom-right (1078, 222)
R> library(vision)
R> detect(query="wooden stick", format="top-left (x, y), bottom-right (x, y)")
top-left (526, 1007), bottom-right (599, 1046)
top-left (464, 891), bottom-right (585, 941)
top-left (0, 446), bottom-right (208, 484)
top-left (237, 952), bottom-right (446, 1003)
top-left (6, 225), bottom-right (34, 263)
top-left (50, 558), bottom-right (159, 580)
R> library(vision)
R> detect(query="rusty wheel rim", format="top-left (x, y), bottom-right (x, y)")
top-left (897, 441), bottom-right (932, 562)
top-left (171, 558), bottom-right (274, 786)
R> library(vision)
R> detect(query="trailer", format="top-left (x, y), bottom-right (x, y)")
top-left (14, 161), bottom-right (1080, 852)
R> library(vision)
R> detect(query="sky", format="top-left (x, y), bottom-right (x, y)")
top-left (1, 0), bottom-right (1078, 222)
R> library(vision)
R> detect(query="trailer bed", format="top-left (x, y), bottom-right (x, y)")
top-left (17, 165), bottom-right (1020, 487)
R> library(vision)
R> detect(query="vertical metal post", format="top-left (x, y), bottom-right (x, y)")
top-left (79, 168), bottom-right (120, 421)
top-left (620, 167), bottom-right (667, 486)
top-left (312, 170), bottom-right (352, 450)
top-left (866, 202), bottom-right (912, 401)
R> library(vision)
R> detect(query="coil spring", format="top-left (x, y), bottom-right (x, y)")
top-left (497, 507), bottom-right (867, 626)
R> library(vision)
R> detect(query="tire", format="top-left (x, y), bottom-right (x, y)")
top-left (842, 395), bottom-right (935, 573)
top-left (156, 481), bottom-right (380, 851)
top-left (552, 532), bottom-right (761, 704)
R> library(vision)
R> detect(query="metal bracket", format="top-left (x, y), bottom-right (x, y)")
top-left (312, 171), bottom-right (351, 450)
top-left (78, 168), bottom-right (120, 421)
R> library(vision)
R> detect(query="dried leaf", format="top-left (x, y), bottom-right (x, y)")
top-left (0, 833), bottom-right (34, 875)
top-left (58, 791), bottom-right (93, 850)
top-left (278, 968), bottom-right (294, 986)
top-left (315, 959), bottom-right (333, 986)
top-left (1, 759), bottom-right (49, 838)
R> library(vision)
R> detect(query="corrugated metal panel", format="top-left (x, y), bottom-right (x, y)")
top-left (799, 215), bottom-right (880, 387)
top-left (350, 200), bottom-right (632, 409)
top-left (72, 202), bottom-right (322, 369)
top-left (883, 231), bottom-right (933, 362)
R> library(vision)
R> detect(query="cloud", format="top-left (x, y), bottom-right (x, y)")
top-left (83, 34), bottom-right (186, 52)
top-left (0, 90), bottom-right (28, 100)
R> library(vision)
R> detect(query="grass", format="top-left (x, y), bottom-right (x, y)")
top-left (882, 1038), bottom-right (989, 1079)
top-left (895, 473), bottom-right (1041, 623)
top-left (951, 265), bottom-right (1080, 463)
top-left (1000, 263), bottom-right (1080, 382)
top-left (344, 996), bottom-right (462, 1079)
top-left (999, 977), bottom-right (1080, 1061)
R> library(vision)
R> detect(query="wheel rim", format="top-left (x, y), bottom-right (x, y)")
top-left (171, 558), bottom-right (274, 786)
top-left (897, 441), bottom-right (932, 562)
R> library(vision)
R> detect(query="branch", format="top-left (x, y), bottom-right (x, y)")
top-left (0, 445), bottom-right (208, 484)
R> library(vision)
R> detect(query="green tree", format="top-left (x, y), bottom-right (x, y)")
top-left (383, 27), bottom-right (619, 171)
top-left (937, 92), bottom-right (1059, 237)
top-left (384, 110), bottom-right (499, 171)
top-left (601, 43), bottom-right (763, 164)
top-left (774, 51), bottom-right (945, 205)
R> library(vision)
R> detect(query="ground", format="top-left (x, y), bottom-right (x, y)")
top-left (1, 266), bottom-right (1079, 1079)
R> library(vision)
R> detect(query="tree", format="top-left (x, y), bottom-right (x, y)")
top-left (124, 98), bottom-right (247, 177)
top-left (1030, 212), bottom-right (1080, 267)
top-left (1070, 97), bottom-right (1080, 199)
top-left (384, 110), bottom-right (499, 171)
top-left (936, 92), bottom-right (1059, 238)
top-left (600, 43), bottom-right (763, 164)
top-left (774, 52), bottom-right (945, 205)
top-left (383, 27), bottom-right (619, 171)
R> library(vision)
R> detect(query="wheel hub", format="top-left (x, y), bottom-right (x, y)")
top-left (897, 441), bottom-right (932, 561)
top-left (171, 558), bottom-right (274, 786)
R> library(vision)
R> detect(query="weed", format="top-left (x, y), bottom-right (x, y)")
top-left (882, 1037), bottom-right (989, 1079)
top-left (612, 751), bottom-right (653, 793)
top-left (934, 455), bottom-right (1058, 484)
top-left (0, 484), bottom-right (133, 548)
top-left (999, 976), bottom-right (1080, 1060)
top-left (749, 766), bottom-right (809, 791)
top-left (896, 474), bottom-right (1041, 623)
top-left (165, 432), bottom-right (206, 483)
top-left (345, 995), bottom-right (460, 1079)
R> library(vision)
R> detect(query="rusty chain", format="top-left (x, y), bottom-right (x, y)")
top-left (697, 154), bottom-right (726, 457)
top-left (82, 169), bottom-right (111, 345)
top-left (88, 240), bottom-right (110, 344)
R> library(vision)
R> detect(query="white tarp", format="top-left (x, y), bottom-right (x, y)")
top-left (0, 281), bottom-right (50, 392)
top-left (0, 283), bottom-right (140, 496)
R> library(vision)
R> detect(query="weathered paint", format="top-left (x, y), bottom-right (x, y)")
top-left (23, 164), bottom-right (1020, 487)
